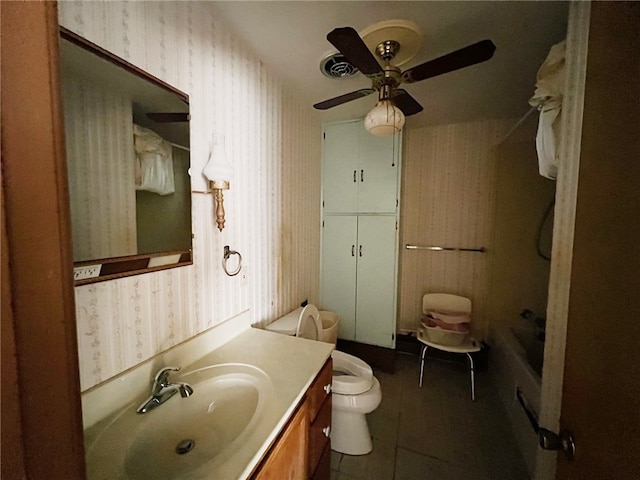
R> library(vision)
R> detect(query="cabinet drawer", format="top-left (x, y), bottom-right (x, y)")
top-left (309, 395), bottom-right (332, 478)
top-left (307, 358), bottom-right (332, 422)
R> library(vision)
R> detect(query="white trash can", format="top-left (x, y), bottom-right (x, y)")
top-left (318, 310), bottom-right (340, 346)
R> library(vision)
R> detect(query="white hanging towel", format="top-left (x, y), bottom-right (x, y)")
top-left (529, 40), bottom-right (566, 180)
top-left (133, 124), bottom-right (175, 195)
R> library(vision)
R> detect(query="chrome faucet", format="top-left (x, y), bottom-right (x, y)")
top-left (137, 366), bottom-right (193, 414)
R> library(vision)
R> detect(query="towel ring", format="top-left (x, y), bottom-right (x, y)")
top-left (222, 245), bottom-right (242, 276)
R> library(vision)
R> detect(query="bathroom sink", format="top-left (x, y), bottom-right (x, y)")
top-left (85, 363), bottom-right (273, 480)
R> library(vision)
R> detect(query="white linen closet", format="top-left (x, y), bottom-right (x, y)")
top-left (320, 119), bottom-right (401, 349)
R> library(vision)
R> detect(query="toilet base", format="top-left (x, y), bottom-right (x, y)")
top-left (330, 408), bottom-right (373, 455)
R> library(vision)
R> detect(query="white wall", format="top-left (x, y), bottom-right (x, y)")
top-left (60, 1), bottom-right (321, 391)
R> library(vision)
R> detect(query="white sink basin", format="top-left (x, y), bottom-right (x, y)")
top-left (85, 363), bottom-right (273, 480)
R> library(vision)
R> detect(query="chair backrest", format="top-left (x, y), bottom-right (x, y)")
top-left (296, 304), bottom-right (322, 340)
top-left (422, 293), bottom-right (472, 315)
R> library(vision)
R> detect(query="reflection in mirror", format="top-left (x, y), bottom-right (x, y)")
top-left (59, 28), bottom-right (193, 284)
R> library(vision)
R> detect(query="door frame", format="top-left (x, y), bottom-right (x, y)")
top-left (535, 2), bottom-right (590, 478)
top-left (1, 1), bottom-right (86, 478)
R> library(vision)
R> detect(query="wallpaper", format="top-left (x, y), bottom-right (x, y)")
top-left (62, 75), bottom-right (138, 261)
top-left (59, 1), bottom-right (321, 391)
top-left (398, 119), bottom-right (511, 337)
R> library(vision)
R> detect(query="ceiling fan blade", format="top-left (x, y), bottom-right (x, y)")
top-left (402, 39), bottom-right (496, 84)
top-left (146, 112), bottom-right (190, 122)
top-left (313, 88), bottom-right (376, 110)
top-left (391, 90), bottom-right (423, 116)
top-left (326, 27), bottom-right (384, 76)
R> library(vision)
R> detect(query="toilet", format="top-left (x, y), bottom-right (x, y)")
top-left (330, 350), bottom-right (382, 455)
top-left (265, 304), bottom-right (382, 455)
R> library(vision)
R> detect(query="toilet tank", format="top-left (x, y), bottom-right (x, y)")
top-left (264, 307), bottom-right (304, 336)
top-left (265, 306), bottom-right (319, 340)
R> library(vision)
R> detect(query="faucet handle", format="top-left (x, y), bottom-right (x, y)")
top-left (154, 366), bottom-right (180, 387)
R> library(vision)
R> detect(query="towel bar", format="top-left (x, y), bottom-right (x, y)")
top-left (405, 244), bottom-right (486, 253)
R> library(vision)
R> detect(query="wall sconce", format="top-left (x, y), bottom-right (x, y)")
top-left (203, 133), bottom-right (234, 231)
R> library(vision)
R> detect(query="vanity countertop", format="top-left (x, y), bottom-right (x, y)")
top-left (83, 325), bottom-right (333, 480)
top-left (188, 327), bottom-right (334, 479)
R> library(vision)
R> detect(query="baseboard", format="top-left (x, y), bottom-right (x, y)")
top-left (336, 339), bottom-right (396, 373)
top-left (395, 333), bottom-right (422, 356)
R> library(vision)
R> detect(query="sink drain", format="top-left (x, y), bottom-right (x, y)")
top-left (175, 439), bottom-right (195, 455)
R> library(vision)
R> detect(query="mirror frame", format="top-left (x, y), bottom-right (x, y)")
top-left (60, 27), bottom-right (193, 286)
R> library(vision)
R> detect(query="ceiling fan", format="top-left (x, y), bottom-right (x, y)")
top-left (313, 26), bottom-right (496, 132)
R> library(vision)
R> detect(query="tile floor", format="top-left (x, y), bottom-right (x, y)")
top-left (330, 352), bottom-right (530, 480)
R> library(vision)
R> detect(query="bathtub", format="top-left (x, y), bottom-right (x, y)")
top-left (511, 320), bottom-right (545, 378)
top-left (489, 324), bottom-right (543, 478)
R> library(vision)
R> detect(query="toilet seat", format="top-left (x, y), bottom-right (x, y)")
top-left (331, 350), bottom-right (373, 395)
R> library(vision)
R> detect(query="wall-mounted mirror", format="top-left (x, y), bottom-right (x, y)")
top-left (59, 28), bottom-right (193, 285)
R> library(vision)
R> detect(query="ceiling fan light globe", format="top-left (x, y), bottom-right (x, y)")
top-left (364, 100), bottom-right (405, 136)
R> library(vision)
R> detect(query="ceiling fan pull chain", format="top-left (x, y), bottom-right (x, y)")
top-left (392, 129), bottom-right (396, 167)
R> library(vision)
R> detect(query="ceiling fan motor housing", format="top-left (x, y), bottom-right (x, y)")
top-left (376, 40), bottom-right (401, 62)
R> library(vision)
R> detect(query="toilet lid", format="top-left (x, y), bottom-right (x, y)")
top-left (331, 350), bottom-right (373, 395)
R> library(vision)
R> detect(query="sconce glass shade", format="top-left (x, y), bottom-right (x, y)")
top-left (203, 133), bottom-right (234, 188)
top-left (203, 133), bottom-right (234, 232)
top-left (364, 100), bottom-right (405, 136)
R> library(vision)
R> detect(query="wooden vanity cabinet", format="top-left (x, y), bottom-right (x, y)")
top-left (251, 358), bottom-right (332, 480)
top-left (307, 359), bottom-right (333, 480)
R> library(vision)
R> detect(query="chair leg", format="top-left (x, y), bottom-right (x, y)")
top-left (466, 352), bottom-right (476, 401)
top-left (419, 345), bottom-right (428, 387)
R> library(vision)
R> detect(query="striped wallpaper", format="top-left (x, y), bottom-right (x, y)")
top-left (59, 1), bottom-right (321, 391)
top-left (62, 75), bottom-right (138, 261)
top-left (398, 119), bottom-right (511, 337)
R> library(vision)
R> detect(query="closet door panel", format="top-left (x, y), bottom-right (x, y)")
top-left (355, 216), bottom-right (397, 348)
top-left (320, 215), bottom-right (357, 340)
top-left (357, 130), bottom-right (400, 214)
top-left (322, 122), bottom-right (359, 213)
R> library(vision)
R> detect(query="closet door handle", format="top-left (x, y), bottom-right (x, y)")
top-left (360, 169), bottom-right (364, 182)
top-left (351, 245), bottom-right (355, 257)
top-left (353, 170), bottom-right (357, 183)
top-left (359, 245), bottom-right (363, 257)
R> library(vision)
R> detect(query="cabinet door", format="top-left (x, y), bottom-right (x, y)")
top-left (355, 216), bottom-right (397, 348)
top-left (322, 121), bottom-right (400, 214)
top-left (320, 216), bottom-right (357, 340)
top-left (252, 402), bottom-right (308, 480)
top-left (357, 130), bottom-right (400, 214)
top-left (322, 122), bottom-right (359, 213)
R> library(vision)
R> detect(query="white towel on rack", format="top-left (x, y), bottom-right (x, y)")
top-left (133, 124), bottom-right (175, 195)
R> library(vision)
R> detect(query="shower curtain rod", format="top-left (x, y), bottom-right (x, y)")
top-left (498, 105), bottom-right (538, 145)
top-left (168, 141), bottom-right (190, 152)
